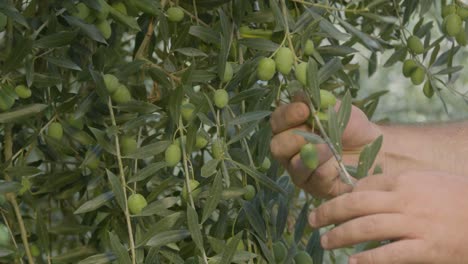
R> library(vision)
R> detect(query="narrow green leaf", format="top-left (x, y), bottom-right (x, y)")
top-left (78, 253), bottom-right (116, 264)
top-left (201, 159), bottom-right (219, 179)
top-left (327, 107), bottom-right (342, 154)
top-left (189, 26), bottom-right (220, 44)
top-left (63, 15), bottom-right (107, 44)
top-left (0, 104), bottom-right (47, 123)
top-left (238, 38), bottom-right (280, 52)
top-left (128, 162), bottom-right (166, 183)
top-left (124, 141), bottom-right (171, 159)
top-left (294, 202), bottom-right (309, 243)
top-left (337, 91), bottom-right (352, 132)
top-left (202, 172), bottom-right (223, 223)
top-left (108, 232), bottom-right (131, 264)
top-left (356, 135), bottom-right (383, 178)
top-left (318, 58), bottom-right (342, 84)
top-left (44, 55), bottom-right (82, 71)
top-left (106, 170), bottom-right (125, 212)
top-left (229, 111), bottom-right (271, 126)
top-left (233, 161), bottom-right (285, 195)
top-left (242, 201), bottom-right (266, 239)
top-left (337, 17), bottom-right (383, 51)
top-left (74, 192), bottom-right (114, 214)
top-left (34, 31), bottom-right (78, 48)
top-left (187, 207), bottom-right (204, 252)
top-left (306, 58), bottom-right (320, 107)
top-left (137, 212), bottom-right (184, 247)
top-left (146, 229), bottom-right (191, 247)
top-left (220, 232), bottom-right (243, 264)
top-left (293, 130), bottom-right (325, 144)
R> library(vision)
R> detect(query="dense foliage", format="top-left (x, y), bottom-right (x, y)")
top-left (0, 0), bottom-right (466, 263)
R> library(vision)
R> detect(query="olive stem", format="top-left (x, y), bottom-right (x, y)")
top-left (107, 99), bottom-right (137, 264)
top-left (306, 97), bottom-right (355, 186)
top-left (177, 118), bottom-right (209, 264)
top-left (3, 125), bottom-right (35, 264)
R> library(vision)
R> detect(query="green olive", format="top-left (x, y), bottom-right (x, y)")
top-left (243, 185), bottom-right (256, 201)
top-left (259, 157), bottom-right (271, 172)
top-left (14, 85), bottom-right (32, 99)
top-left (257, 57), bottom-right (276, 81)
top-left (67, 115), bottom-right (84, 130)
top-left (272, 241), bottom-right (287, 263)
top-left (407, 36), bottom-right (424, 54)
top-left (111, 84), bottom-right (132, 104)
top-left (103, 74), bottom-right (120, 94)
top-left (48, 122), bottom-right (63, 140)
top-left (300, 143), bottom-right (319, 170)
top-left (127, 193), bottom-right (148, 214)
top-left (423, 81), bottom-right (434, 98)
top-left (223, 63), bottom-right (234, 83)
top-left (211, 138), bottom-right (225, 160)
top-left (444, 14), bottom-right (463, 37)
top-left (0, 86), bottom-right (15, 112)
top-left (30, 244), bottom-right (40, 257)
top-left (182, 179), bottom-right (201, 201)
top-left (442, 4), bottom-right (458, 18)
top-left (0, 224), bottom-right (10, 246)
top-left (112, 2), bottom-right (128, 15)
top-left (71, 3), bottom-right (90, 20)
top-left (84, 149), bottom-right (100, 169)
top-left (410, 66), bottom-right (425, 85)
top-left (458, 7), bottom-right (468, 19)
top-left (319, 90), bottom-right (337, 110)
top-left (96, 19), bottom-right (112, 39)
top-left (402, 59), bottom-right (418, 77)
top-left (94, 0), bottom-right (110, 20)
top-left (167, 7), bottom-right (184, 22)
top-left (165, 143), bottom-right (182, 167)
top-left (295, 62), bottom-right (308, 86)
top-left (181, 102), bottom-right (196, 121)
top-left (275, 47), bottom-right (294, 75)
top-left (120, 136), bottom-right (137, 156)
top-left (294, 251), bottom-right (313, 264)
top-left (214, 89), bottom-right (229, 109)
top-left (304, 39), bottom-right (315, 56)
top-left (195, 134), bottom-right (208, 149)
top-left (456, 29), bottom-right (467, 46)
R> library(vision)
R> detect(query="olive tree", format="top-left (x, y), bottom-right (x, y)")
top-left (0, 0), bottom-right (466, 263)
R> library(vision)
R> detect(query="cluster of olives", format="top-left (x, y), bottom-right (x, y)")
top-left (442, 4), bottom-right (468, 45)
top-left (70, 0), bottom-right (120, 39)
top-left (403, 36), bottom-right (433, 96)
top-left (103, 74), bottom-right (132, 104)
top-left (0, 84), bottom-right (32, 111)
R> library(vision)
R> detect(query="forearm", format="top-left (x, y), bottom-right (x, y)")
top-left (375, 121), bottom-right (468, 177)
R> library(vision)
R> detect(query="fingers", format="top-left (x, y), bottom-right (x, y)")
top-left (349, 239), bottom-right (428, 264)
top-left (286, 146), bottom-right (331, 185)
top-left (300, 158), bottom-right (354, 198)
top-left (353, 174), bottom-right (398, 192)
top-left (309, 191), bottom-right (401, 228)
top-left (270, 125), bottom-right (311, 164)
top-left (270, 102), bottom-right (309, 134)
top-left (320, 214), bottom-right (417, 250)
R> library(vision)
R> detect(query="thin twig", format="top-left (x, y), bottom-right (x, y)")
top-left (3, 125), bottom-right (35, 264)
top-left (107, 99), bottom-right (136, 264)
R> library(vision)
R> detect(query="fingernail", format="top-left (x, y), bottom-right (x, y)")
top-left (308, 212), bottom-right (317, 226)
top-left (348, 257), bottom-right (357, 264)
top-left (321, 235), bottom-right (328, 248)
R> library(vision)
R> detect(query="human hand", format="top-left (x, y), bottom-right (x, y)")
top-left (270, 101), bottom-right (381, 198)
top-left (309, 171), bottom-right (468, 264)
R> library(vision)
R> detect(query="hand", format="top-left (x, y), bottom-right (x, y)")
top-left (309, 171), bottom-right (468, 264)
top-left (270, 101), bottom-right (381, 198)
